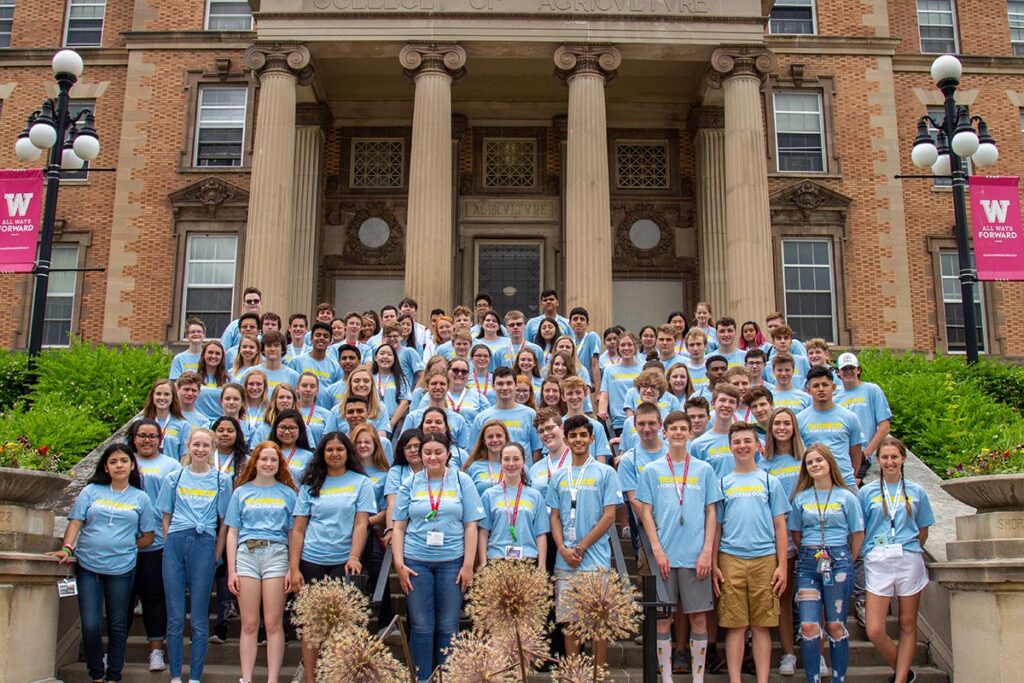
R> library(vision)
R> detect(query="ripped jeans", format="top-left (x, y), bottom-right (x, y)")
top-left (796, 546), bottom-right (854, 683)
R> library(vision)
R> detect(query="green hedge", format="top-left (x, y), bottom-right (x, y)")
top-left (858, 349), bottom-right (1024, 475)
top-left (0, 349), bottom-right (28, 412)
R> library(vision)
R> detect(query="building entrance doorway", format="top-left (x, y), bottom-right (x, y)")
top-left (474, 240), bottom-right (543, 318)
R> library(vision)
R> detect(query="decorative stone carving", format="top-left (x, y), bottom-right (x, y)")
top-left (707, 45), bottom-right (777, 88)
top-left (399, 44), bottom-right (467, 82)
top-left (296, 103), bottom-right (333, 131)
top-left (343, 202), bottom-right (405, 266)
top-left (687, 106), bottom-right (724, 132)
top-left (769, 180), bottom-right (852, 225)
top-left (612, 203), bottom-right (685, 269)
top-left (554, 44), bottom-right (621, 84)
top-left (168, 177), bottom-right (250, 218)
top-left (243, 44), bottom-right (314, 85)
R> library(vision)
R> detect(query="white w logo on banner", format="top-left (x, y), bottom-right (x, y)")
top-left (4, 193), bottom-right (33, 217)
top-left (979, 199), bottom-right (1010, 223)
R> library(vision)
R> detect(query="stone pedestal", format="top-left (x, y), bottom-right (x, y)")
top-left (930, 474), bottom-right (1024, 683)
top-left (400, 44), bottom-right (466, 315)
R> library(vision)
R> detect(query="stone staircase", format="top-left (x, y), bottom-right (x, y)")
top-left (58, 530), bottom-right (952, 682)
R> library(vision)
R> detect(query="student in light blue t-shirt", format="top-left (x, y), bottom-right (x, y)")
top-left (268, 409), bottom-right (315, 482)
top-left (546, 415), bottom-right (623, 667)
top-left (141, 378), bottom-right (191, 461)
top-left (294, 372), bottom-right (331, 449)
top-left (713, 422), bottom-right (790, 683)
top-left (858, 437), bottom-right (935, 683)
top-left (49, 444), bottom-right (157, 683)
top-left (569, 307), bottom-right (602, 389)
top-left (462, 419), bottom-right (509, 495)
top-left (469, 368), bottom-right (541, 458)
top-left (597, 331), bottom-right (645, 433)
top-left (798, 366), bottom-right (864, 487)
top-left (478, 443), bottom-right (550, 565)
top-left (194, 341), bottom-right (231, 422)
top-left (788, 442), bottom-right (865, 683)
top-left (835, 352), bottom-right (893, 473)
top-left (636, 411), bottom-right (722, 682)
top-left (689, 384), bottom-right (743, 479)
top-left (156, 428), bottom-right (232, 683)
top-left (617, 403), bottom-right (670, 546)
top-left (392, 433), bottom-right (484, 682)
top-left (171, 318), bottom-right (206, 380)
top-left (224, 442), bottom-right (299, 683)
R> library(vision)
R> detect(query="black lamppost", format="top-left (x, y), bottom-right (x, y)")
top-left (13, 49), bottom-right (101, 359)
top-left (910, 54), bottom-right (998, 365)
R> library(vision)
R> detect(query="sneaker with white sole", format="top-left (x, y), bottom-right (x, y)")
top-left (779, 653), bottom-right (797, 676)
top-left (148, 649), bottom-right (167, 672)
top-left (133, 602), bottom-right (143, 616)
top-left (291, 661), bottom-right (305, 683)
top-left (820, 655), bottom-right (831, 678)
top-left (225, 602), bottom-right (240, 620)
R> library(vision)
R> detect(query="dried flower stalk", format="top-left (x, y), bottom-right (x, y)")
top-left (316, 625), bottom-right (406, 683)
top-left (466, 559), bottom-right (553, 637)
top-left (290, 577), bottom-right (369, 648)
top-left (550, 654), bottom-right (608, 683)
top-left (561, 569), bottom-right (641, 645)
top-left (441, 629), bottom-right (517, 682)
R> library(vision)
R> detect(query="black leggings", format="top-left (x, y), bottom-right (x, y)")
top-left (127, 549), bottom-right (166, 641)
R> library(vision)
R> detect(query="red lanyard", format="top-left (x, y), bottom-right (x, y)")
top-left (547, 447), bottom-right (570, 480)
top-left (448, 388), bottom-right (467, 413)
top-left (157, 415), bottom-right (170, 446)
top-left (473, 371), bottom-right (490, 396)
top-left (425, 470), bottom-right (447, 518)
top-left (502, 480), bottom-right (524, 528)
top-left (285, 446), bottom-right (297, 464)
top-left (666, 453), bottom-right (692, 509)
top-left (304, 403), bottom-right (316, 424)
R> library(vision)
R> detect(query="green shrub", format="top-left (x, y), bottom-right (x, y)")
top-left (0, 398), bottom-right (111, 472)
top-left (0, 349), bottom-right (28, 411)
top-left (28, 341), bottom-right (172, 431)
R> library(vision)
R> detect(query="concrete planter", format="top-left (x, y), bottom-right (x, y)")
top-left (940, 473), bottom-right (1024, 512)
top-left (0, 467), bottom-right (71, 506)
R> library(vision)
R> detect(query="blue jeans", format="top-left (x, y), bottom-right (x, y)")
top-left (796, 546), bottom-right (854, 683)
top-left (163, 530), bottom-right (217, 680)
top-left (405, 556), bottom-right (465, 682)
top-left (78, 566), bottom-right (135, 682)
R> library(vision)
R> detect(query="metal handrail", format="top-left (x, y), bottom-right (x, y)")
top-left (372, 544), bottom-right (393, 608)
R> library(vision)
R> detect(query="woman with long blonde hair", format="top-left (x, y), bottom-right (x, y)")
top-left (462, 419), bottom-right (509, 495)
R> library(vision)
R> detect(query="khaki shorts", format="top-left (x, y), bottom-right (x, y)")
top-left (717, 552), bottom-right (779, 628)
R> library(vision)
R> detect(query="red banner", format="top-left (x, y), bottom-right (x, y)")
top-left (0, 169), bottom-right (44, 274)
top-left (969, 175), bottom-right (1024, 281)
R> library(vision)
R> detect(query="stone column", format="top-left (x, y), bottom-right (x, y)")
top-left (554, 44), bottom-right (620, 336)
top-left (708, 46), bottom-right (778, 325)
top-left (242, 44), bottom-right (313, 317)
top-left (689, 107), bottom-right (727, 316)
top-left (400, 44), bottom-right (466, 314)
top-left (292, 105), bottom-right (330, 314)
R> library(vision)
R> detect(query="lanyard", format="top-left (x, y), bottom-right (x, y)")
top-left (472, 371), bottom-right (490, 397)
top-left (608, 353), bottom-right (620, 365)
top-left (303, 403), bottom-right (316, 425)
top-left (448, 388), bottom-right (468, 413)
top-left (425, 469), bottom-right (447, 521)
top-left (676, 340), bottom-right (686, 355)
top-left (547, 447), bottom-right (570, 480)
top-left (812, 486), bottom-right (835, 549)
top-left (566, 458), bottom-right (593, 522)
top-left (157, 415), bottom-right (170, 447)
top-left (502, 480), bottom-right (525, 542)
top-left (487, 459), bottom-right (503, 486)
top-left (214, 452), bottom-right (233, 474)
top-left (665, 452), bottom-right (692, 514)
top-left (285, 446), bottom-right (298, 465)
top-left (245, 405), bottom-right (263, 428)
top-left (376, 373), bottom-right (394, 400)
top-left (881, 478), bottom-right (904, 538)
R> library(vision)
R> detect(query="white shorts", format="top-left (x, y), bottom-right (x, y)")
top-left (235, 541), bottom-right (289, 580)
top-left (864, 548), bottom-right (929, 598)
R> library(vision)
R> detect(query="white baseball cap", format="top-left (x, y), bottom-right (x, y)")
top-left (837, 352), bottom-right (859, 369)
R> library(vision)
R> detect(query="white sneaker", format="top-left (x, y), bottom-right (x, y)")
top-left (148, 649), bottom-right (167, 672)
top-left (134, 602), bottom-right (143, 616)
top-left (820, 655), bottom-right (831, 678)
top-left (620, 526), bottom-right (631, 540)
top-left (779, 653), bottom-right (797, 676)
top-left (291, 661), bottom-right (305, 683)
top-left (170, 678), bottom-right (182, 683)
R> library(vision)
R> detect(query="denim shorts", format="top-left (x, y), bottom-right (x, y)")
top-left (235, 541), bottom-right (289, 579)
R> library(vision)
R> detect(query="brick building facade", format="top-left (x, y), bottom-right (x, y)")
top-left (0, 0), bottom-right (1022, 356)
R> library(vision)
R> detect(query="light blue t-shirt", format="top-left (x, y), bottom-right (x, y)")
top-left (317, 376), bottom-right (350, 411)
top-left (788, 486), bottom-right (864, 547)
top-left (687, 361), bottom-right (709, 394)
top-left (294, 471), bottom-right (378, 565)
top-left (150, 415), bottom-right (190, 460)
top-left (427, 389), bottom-right (488, 428)
top-left (284, 344), bottom-right (312, 362)
top-left (500, 340), bottom-right (545, 370)
top-left (635, 456), bottom-right (722, 568)
top-left (715, 348), bottom-right (747, 368)
top-left (652, 353), bottom-right (687, 372)
top-left (220, 318), bottom-right (242, 349)
top-left (156, 467), bottom-right (232, 538)
top-left (297, 404), bottom-right (331, 448)
top-left (69, 483), bottom-right (156, 575)
top-left (470, 404), bottom-right (541, 455)
top-left (835, 381), bottom-right (892, 452)
top-left (545, 459), bottom-right (623, 572)
top-left (766, 355), bottom-right (811, 386)
top-left (756, 453), bottom-right (802, 500)
top-left (573, 331), bottom-right (602, 369)
top-left (136, 454), bottom-right (182, 551)
top-left (477, 337), bottom-right (514, 373)
top-left (528, 450), bottom-right (571, 501)
top-left (373, 372), bottom-right (408, 424)
top-left (195, 379), bottom-right (224, 422)
top-left (384, 464), bottom-right (420, 498)
top-left (798, 404), bottom-right (864, 486)
top-left (181, 409), bottom-right (209, 429)
top-left (359, 462), bottom-right (389, 513)
top-left (771, 388), bottom-right (812, 412)
top-left (393, 467), bottom-right (485, 563)
top-left (689, 429), bottom-right (736, 479)
top-left (600, 361), bottom-right (645, 429)
top-left (283, 447), bottom-right (315, 481)
top-left (170, 351), bottom-right (200, 380)
top-left (716, 469), bottom-right (790, 559)
top-left (466, 371), bottom-right (497, 406)
top-left (287, 353), bottom-right (343, 388)
top-left (225, 481), bottom-right (298, 546)
top-left (618, 441), bottom-right (670, 494)
top-left (858, 479), bottom-right (934, 554)
top-left (480, 483), bottom-right (550, 559)
top-left (405, 406), bottom-right (471, 450)
top-left (465, 459), bottom-right (505, 496)
top-left (525, 314), bottom-right (573, 342)
top-left (249, 364), bottom-right (300, 390)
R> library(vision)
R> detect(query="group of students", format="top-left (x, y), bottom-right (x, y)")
top-left (51, 287), bottom-right (932, 683)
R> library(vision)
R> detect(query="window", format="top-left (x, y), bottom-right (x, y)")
top-left (1010, 1), bottom-right (1024, 55)
top-left (769, 0), bottom-right (815, 34)
top-left (194, 87), bottom-right (247, 167)
top-left (64, 0), bottom-right (105, 47)
top-left (182, 234), bottom-right (237, 338)
top-left (781, 239), bottom-right (836, 342)
top-left (774, 92), bottom-right (825, 173)
top-left (206, 0), bottom-right (252, 30)
top-left (939, 250), bottom-right (986, 353)
top-left (61, 100), bottom-right (94, 182)
top-left (917, 0), bottom-right (958, 54)
top-left (350, 139), bottom-right (404, 188)
top-left (1020, 109), bottom-right (1024, 146)
top-left (0, 0), bottom-right (14, 48)
top-left (615, 141), bottom-right (669, 189)
top-left (42, 245), bottom-right (79, 347)
top-left (482, 138), bottom-right (536, 188)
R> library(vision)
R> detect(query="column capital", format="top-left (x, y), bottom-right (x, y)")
top-left (399, 43), bottom-right (467, 82)
top-left (554, 44), bottom-right (621, 84)
top-left (687, 106), bottom-right (724, 132)
top-left (707, 45), bottom-right (777, 87)
top-left (244, 44), bottom-right (314, 85)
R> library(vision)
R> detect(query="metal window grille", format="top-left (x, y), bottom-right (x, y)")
top-left (615, 141), bottom-right (669, 189)
top-left (350, 139), bottom-right (405, 188)
top-left (482, 138), bottom-right (537, 188)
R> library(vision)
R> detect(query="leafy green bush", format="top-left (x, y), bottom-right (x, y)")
top-left (0, 349), bottom-right (28, 412)
top-left (0, 398), bottom-right (111, 471)
top-left (28, 341), bottom-right (172, 431)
